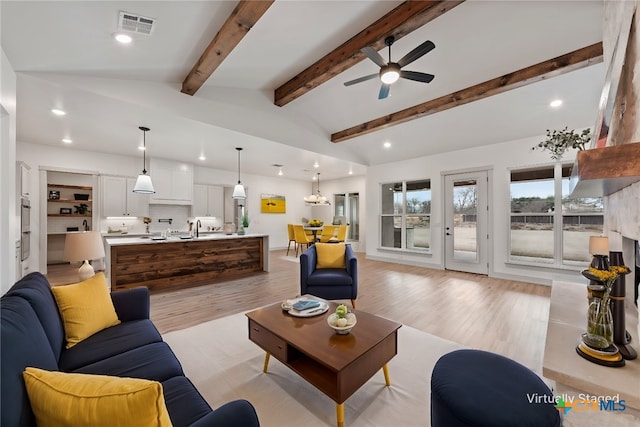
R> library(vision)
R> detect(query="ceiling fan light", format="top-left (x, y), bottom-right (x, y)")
top-left (381, 69), bottom-right (400, 84)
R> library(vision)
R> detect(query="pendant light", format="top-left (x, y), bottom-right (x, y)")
top-left (133, 126), bottom-right (155, 194)
top-left (304, 172), bottom-right (330, 206)
top-left (232, 147), bottom-right (246, 200)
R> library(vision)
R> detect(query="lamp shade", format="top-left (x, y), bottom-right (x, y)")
top-left (232, 183), bottom-right (246, 200)
top-left (133, 173), bottom-right (155, 194)
top-left (63, 231), bottom-right (105, 262)
top-left (589, 236), bottom-right (609, 255)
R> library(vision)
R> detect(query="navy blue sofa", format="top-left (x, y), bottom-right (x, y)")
top-left (1, 272), bottom-right (260, 427)
top-left (300, 244), bottom-right (358, 308)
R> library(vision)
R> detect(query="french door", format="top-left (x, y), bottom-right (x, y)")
top-left (444, 170), bottom-right (489, 274)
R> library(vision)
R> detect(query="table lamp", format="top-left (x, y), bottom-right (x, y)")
top-left (589, 236), bottom-right (610, 270)
top-left (63, 231), bottom-right (105, 281)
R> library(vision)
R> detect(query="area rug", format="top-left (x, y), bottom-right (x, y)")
top-left (163, 312), bottom-right (464, 426)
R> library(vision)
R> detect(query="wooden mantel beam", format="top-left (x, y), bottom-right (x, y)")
top-left (182, 0), bottom-right (275, 96)
top-left (274, 0), bottom-right (465, 107)
top-left (331, 42), bottom-right (604, 143)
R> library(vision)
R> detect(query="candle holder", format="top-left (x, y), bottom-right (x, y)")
top-left (609, 251), bottom-right (636, 360)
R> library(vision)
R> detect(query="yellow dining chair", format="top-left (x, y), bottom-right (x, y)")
top-left (293, 224), bottom-right (314, 257)
top-left (318, 225), bottom-right (338, 243)
top-left (334, 224), bottom-right (348, 242)
top-left (287, 224), bottom-right (296, 256)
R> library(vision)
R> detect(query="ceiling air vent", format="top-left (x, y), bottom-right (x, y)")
top-left (118, 11), bottom-right (156, 35)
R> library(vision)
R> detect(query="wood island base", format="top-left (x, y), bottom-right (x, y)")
top-left (106, 234), bottom-right (268, 292)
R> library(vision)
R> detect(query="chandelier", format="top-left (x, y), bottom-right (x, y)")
top-left (304, 172), bottom-right (330, 206)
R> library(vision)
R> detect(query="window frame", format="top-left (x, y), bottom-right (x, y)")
top-left (508, 163), bottom-right (603, 268)
top-left (379, 179), bottom-right (431, 253)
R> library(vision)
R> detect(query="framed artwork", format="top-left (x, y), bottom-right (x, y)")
top-left (261, 194), bottom-right (286, 213)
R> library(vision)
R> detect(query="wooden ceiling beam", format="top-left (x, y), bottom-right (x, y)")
top-left (274, 0), bottom-right (465, 107)
top-left (182, 0), bottom-right (274, 96)
top-left (331, 42), bottom-right (604, 143)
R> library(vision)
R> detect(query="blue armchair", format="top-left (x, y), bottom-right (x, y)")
top-left (300, 244), bottom-right (358, 308)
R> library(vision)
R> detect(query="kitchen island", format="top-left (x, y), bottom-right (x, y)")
top-left (104, 233), bottom-right (269, 292)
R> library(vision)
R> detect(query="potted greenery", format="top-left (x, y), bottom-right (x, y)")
top-left (532, 127), bottom-right (592, 160)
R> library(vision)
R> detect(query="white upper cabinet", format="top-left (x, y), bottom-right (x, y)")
top-left (150, 159), bottom-right (193, 204)
top-left (192, 184), bottom-right (224, 217)
top-left (102, 176), bottom-right (149, 217)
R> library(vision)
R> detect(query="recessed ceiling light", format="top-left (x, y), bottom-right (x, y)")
top-left (51, 109), bottom-right (66, 116)
top-left (383, 141), bottom-right (391, 149)
top-left (348, 170), bottom-right (353, 175)
top-left (313, 161), bottom-right (319, 168)
top-left (199, 155), bottom-right (206, 161)
top-left (550, 99), bottom-right (563, 108)
top-left (62, 138), bottom-right (72, 144)
top-left (114, 33), bottom-right (132, 44)
top-left (278, 168), bottom-right (283, 176)
top-left (138, 145), bottom-right (145, 151)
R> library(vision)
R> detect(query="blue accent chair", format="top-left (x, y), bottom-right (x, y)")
top-left (300, 244), bottom-right (358, 308)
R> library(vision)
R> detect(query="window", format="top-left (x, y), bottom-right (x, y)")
top-left (380, 179), bottom-right (431, 251)
top-left (509, 165), bottom-right (602, 266)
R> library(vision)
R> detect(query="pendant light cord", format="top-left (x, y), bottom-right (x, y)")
top-left (139, 126), bottom-right (150, 175)
top-left (142, 131), bottom-right (147, 174)
top-left (236, 147), bottom-right (242, 184)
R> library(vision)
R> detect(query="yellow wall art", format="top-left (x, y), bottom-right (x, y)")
top-left (261, 194), bottom-right (286, 213)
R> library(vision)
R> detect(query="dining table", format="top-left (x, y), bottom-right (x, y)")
top-left (303, 225), bottom-right (323, 242)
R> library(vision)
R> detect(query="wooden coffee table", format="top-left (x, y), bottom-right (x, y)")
top-left (246, 298), bottom-right (402, 427)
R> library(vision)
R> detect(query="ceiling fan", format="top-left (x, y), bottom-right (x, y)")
top-left (344, 35), bottom-right (435, 100)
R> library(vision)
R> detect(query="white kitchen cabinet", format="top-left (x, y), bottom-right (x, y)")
top-left (150, 159), bottom-right (193, 204)
top-left (126, 178), bottom-right (150, 217)
top-left (192, 184), bottom-right (224, 217)
top-left (102, 176), bottom-right (149, 217)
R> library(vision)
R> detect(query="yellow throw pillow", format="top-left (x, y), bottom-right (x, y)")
top-left (316, 243), bottom-right (347, 269)
top-left (23, 367), bottom-right (172, 427)
top-left (51, 272), bottom-right (120, 349)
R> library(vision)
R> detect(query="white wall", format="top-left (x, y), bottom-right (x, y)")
top-left (1, 47), bottom-right (18, 294)
top-left (366, 134), bottom-right (589, 285)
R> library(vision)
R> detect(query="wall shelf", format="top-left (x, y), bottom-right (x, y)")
top-left (48, 214), bottom-right (92, 218)
top-left (570, 142), bottom-right (640, 198)
top-left (48, 184), bottom-right (92, 190)
top-left (48, 199), bottom-right (93, 203)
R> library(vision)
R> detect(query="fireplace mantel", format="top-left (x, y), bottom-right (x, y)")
top-left (570, 142), bottom-right (640, 198)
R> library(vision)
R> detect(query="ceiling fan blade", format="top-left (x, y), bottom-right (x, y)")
top-left (361, 46), bottom-right (387, 68)
top-left (397, 40), bottom-right (435, 68)
top-left (378, 83), bottom-right (391, 100)
top-left (400, 70), bottom-right (435, 83)
top-left (343, 73), bottom-right (379, 86)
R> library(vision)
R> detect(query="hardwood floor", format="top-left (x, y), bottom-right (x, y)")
top-left (46, 250), bottom-right (552, 373)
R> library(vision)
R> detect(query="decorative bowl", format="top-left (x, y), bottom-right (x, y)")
top-left (327, 313), bottom-right (357, 334)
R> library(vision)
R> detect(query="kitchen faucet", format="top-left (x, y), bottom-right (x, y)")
top-left (196, 219), bottom-right (202, 238)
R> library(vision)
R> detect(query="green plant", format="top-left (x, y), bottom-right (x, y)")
top-left (532, 127), bottom-right (592, 160)
top-left (74, 203), bottom-right (89, 215)
top-left (242, 214), bottom-right (250, 228)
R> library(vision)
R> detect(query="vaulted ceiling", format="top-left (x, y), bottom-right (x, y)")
top-left (1, 1), bottom-right (605, 181)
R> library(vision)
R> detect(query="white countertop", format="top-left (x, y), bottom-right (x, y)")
top-left (104, 233), bottom-right (267, 246)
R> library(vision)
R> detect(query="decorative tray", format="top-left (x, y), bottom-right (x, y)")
top-left (282, 299), bottom-right (329, 317)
